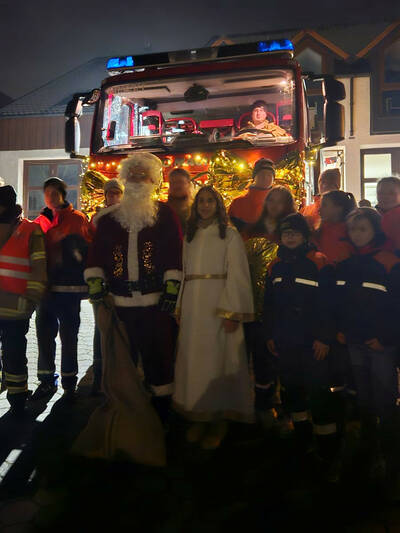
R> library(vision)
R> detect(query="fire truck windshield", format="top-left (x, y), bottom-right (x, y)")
top-left (93, 67), bottom-right (297, 154)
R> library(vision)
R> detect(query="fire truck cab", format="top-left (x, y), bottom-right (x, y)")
top-left (65, 39), bottom-right (345, 207)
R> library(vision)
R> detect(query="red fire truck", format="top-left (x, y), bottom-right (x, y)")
top-left (65, 39), bottom-right (345, 213)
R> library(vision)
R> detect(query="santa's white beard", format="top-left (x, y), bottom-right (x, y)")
top-left (112, 182), bottom-right (158, 232)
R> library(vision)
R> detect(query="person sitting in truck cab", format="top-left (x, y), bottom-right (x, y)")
top-left (239, 100), bottom-right (288, 138)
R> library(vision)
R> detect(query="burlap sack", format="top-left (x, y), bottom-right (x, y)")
top-left (72, 296), bottom-right (166, 466)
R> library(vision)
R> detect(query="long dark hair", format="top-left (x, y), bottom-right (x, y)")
top-left (321, 190), bottom-right (357, 221)
top-left (346, 207), bottom-right (386, 246)
top-left (244, 185), bottom-right (296, 238)
top-left (186, 186), bottom-right (228, 242)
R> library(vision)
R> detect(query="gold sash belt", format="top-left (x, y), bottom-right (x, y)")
top-left (185, 274), bottom-right (227, 281)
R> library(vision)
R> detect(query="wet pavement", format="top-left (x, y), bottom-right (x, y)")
top-left (1, 302), bottom-right (400, 531)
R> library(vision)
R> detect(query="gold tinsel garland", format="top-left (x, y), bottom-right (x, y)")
top-left (245, 237), bottom-right (279, 319)
top-left (81, 169), bottom-right (108, 219)
top-left (80, 149), bottom-right (305, 218)
top-left (192, 149), bottom-right (305, 207)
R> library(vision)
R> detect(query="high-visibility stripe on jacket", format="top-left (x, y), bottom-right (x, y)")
top-left (0, 219), bottom-right (38, 295)
top-left (335, 246), bottom-right (400, 345)
top-left (263, 245), bottom-right (336, 346)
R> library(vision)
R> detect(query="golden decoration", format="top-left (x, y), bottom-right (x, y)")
top-left (274, 150), bottom-right (306, 207)
top-left (192, 150), bottom-right (252, 205)
top-left (112, 244), bottom-right (124, 277)
top-left (185, 274), bottom-right (227, 281)
top-left (191, 149), bottom-right (305, 208)
top-left (80, 149), bottom-right (306, 216)
top-left (80, 169), bottom-right (108, 219)
top-left (245, 237), bottom-right (279, 319)
top-left (142, 241), bottom-right (155, 274)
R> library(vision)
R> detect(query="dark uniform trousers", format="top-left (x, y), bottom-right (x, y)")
top-left (115, 305), bottom-right (177, 396)
top-left (348, 343), bottom-right (399, 461)
top-left (0, 319), bottom-right (29, 406)
top-left (245, 321), bottom-right (277, 410)
top-left (277, 343), bottom-right (337, 435)
top-left (36, 293), bottom-right (81, 390)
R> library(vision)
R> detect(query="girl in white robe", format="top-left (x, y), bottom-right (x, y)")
top-left (173, 186), bottom-right (255, 449)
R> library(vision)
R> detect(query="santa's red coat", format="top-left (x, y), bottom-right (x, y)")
top-left (86, 202), bottom-right (182, 307)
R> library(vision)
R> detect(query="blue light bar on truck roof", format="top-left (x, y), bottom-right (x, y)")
top-left (106, 56), bottom-right (135, 69)
top-left (106, 39), bottom-right (294, 72)
top-left (257, 39), bottom-right (294, 53)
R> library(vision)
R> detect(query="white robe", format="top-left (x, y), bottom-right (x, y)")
top-left (173, 223), bottom-right (255, 422)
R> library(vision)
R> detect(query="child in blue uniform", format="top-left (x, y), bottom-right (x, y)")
top-left (263, 213), bottom-right (339, 468)
top-left (336, 207), bottom-right (400, 486)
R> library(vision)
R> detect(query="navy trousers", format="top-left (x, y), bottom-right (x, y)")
top-left (36, 293), bottom-right (81, 390)
top-left (0, 319), bottom-right (29, 406)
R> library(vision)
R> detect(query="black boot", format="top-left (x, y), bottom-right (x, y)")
top-left (31, 380), bottom-right (57, 401)
top-left (8, 392), bottom-right (28, 417)
top-left (151, 395), bottom-right (172, 428)
top-left (293, 420), bottom-right (314, 455)
top-left (316, 433), bottom-right (342, 483)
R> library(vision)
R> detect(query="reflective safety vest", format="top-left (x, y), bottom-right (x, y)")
top-left (0, 219), bottom-right (37, 295)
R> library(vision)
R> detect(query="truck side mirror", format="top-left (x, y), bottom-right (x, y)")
top-left (65, 95), bottom-right (84, 156)
top-left (65, 117), bottom-right (81, 155)
top-left (323, 77), bottom-right (345, 144)
top-left (65, 89), bottom-right (99, 157)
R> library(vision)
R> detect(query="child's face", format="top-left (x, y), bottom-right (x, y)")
top-left (319, 197), bottom-right (342, 223)
top-left (197, 190), bottom-right (217, 221)
top-left (281, 230), bottom-right (305, 249)
top-left (348, 217), bottom-right (375, 248)
top-left (264, 191), bottom-right (287, 221)
top-left (377, 183), bottom-right (400, 211)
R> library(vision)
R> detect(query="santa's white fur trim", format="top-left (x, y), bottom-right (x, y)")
top-left (112, 291), bottom-right (161, 307)
top-left (84, 267), bottom-right (105, 281)
top-left (91, 204), bottom-right (120, 227)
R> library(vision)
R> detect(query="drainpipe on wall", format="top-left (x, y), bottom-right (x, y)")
top-left (349, 76), bottom-right (355, 139)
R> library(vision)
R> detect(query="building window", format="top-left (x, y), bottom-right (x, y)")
top-left (371, 33), bottom-right (400, 133)
top-left (360, 148), bottom-right (400, 205)
top-left (382, 39), bottom-right (400, 116)
top-left (24, 160), bottom-right (82, 220)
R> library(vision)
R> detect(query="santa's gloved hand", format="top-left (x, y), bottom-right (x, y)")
top-left (87, 277), bottom-right (107, 303)
top-left (159, 279), bottom-right (180, 314)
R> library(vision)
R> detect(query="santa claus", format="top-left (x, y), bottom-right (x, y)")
top-left (85, 153), bottom-right (182, 422)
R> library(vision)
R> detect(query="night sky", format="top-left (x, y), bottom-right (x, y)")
top-left (0, 0), bottom-right (399, 101)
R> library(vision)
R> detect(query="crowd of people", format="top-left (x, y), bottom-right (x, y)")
top-left (1, 153), bottom-right (400, 488)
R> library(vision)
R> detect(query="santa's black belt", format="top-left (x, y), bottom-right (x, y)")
top-left (109, 277), bottom-right (163, 296)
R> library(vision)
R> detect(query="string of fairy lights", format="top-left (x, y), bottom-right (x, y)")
top-left (80, 149), bottom-right (314, 219)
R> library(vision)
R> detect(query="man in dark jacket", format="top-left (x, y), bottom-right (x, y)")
top-left (32, 177), bottom-right (94, 401)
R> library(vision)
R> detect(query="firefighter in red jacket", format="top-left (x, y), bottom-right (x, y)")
top-left (0, 185), bottom-right (47, 415)
top-left (85, 153), bottom-right (182, 423)
top-left (32, 177), bottom-right (94, 401)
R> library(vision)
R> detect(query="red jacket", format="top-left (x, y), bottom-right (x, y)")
top-left (301, 195), bottom-right (321, 230)
top-left (228, 187), bottom-right (271, 231)
top-left (312, 221), bottom-right (354, 263)
top-left (0, 219), bottom-right (40, 296)
top-left (379, 205), bottom-right (400, 252)
top-left (35, 203), bottom-right (94, 291)
top-left (85, 202), bottom-right (182, 307)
